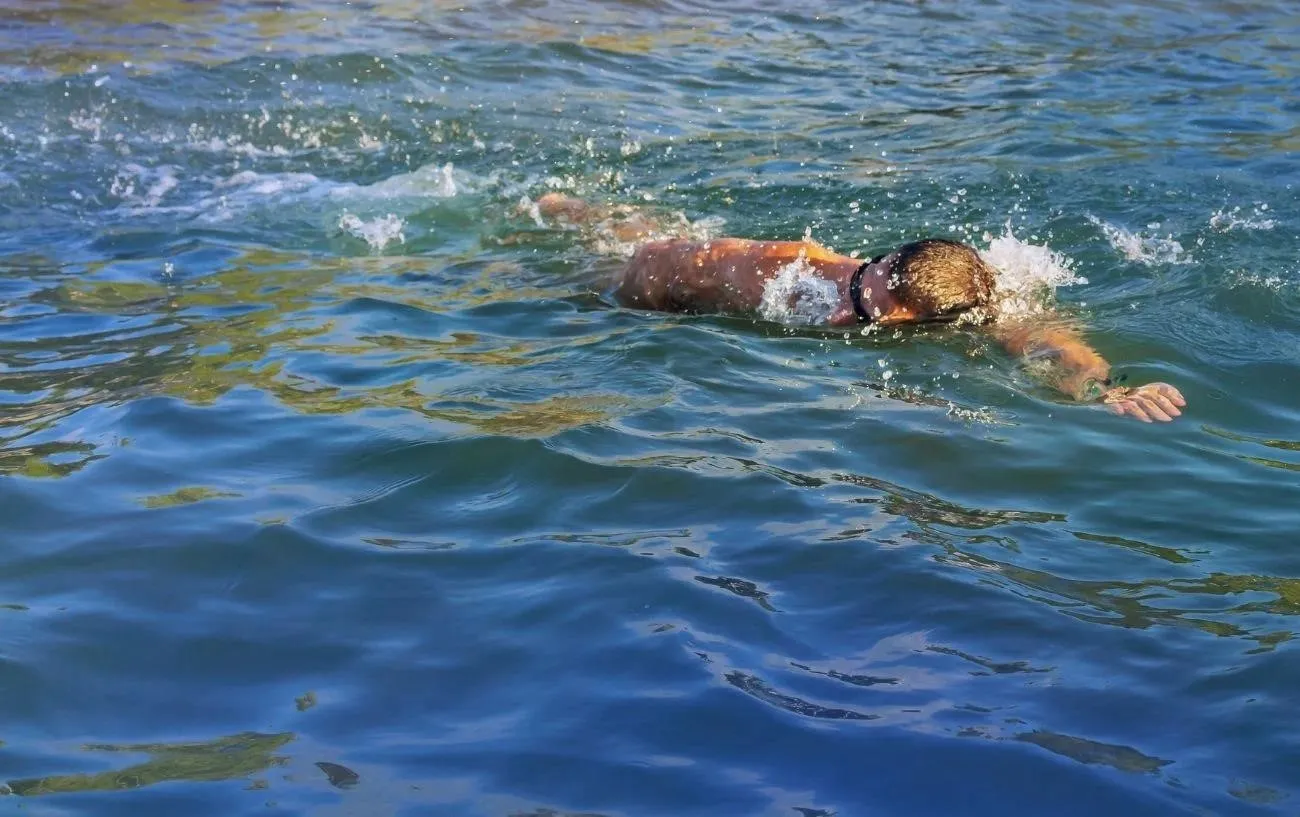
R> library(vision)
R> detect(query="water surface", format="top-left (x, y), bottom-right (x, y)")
top-left (1, 1), bottom-right (1298, 815)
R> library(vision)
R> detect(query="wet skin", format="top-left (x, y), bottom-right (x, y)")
top-left (539, 193), bottom-right (1186, 422)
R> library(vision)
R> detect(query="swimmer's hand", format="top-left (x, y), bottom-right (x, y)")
top-left (1099, 382), bottom-right (1185, 423)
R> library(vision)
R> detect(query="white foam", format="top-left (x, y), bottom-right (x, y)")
top-left (110, 164), bottom-right (180, 209)
top-left (339, 213), bottom-right (406, 252)
top-left (216, 169), bottom-right (324, 197)
top-left (759, 253), bottom-right (840, 325)
top-left (100, 158), bottom-right (476, 238)
top-left (188, 134), bottom-right (290, 158)
top-left (350, 162), bottom-right (462, 200)
top-left (947, 403), bottom-right (1004, 425)
top-left (1087, 215), bottom-right (1190, 265)
top-left (979, 225), bottom-right (1087, 319)
top-left (190, 170), bottom-right (331, 222)
top-left (1210, 205), bottom-right (1276, 232)
top-left (143, 170), bottom-right (179, 208)
top-left (518, 196), bottom-right (545, 227)
top-left (213, 162), bottom-right (464, 204)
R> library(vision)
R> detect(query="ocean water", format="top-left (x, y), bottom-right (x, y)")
top-left (1, 1), bottom-right (1298, 815)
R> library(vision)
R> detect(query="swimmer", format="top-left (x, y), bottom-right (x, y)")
top-left (536, 192), bottom-right (1186, 422)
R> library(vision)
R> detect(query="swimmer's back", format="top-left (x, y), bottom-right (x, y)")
top-left (615, 238), bottom-right (841, 313)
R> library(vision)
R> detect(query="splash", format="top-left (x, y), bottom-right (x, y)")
top-left (978, 226), bottom-right (1087, 319)
top-left (68, 111), bottom-right (105, 141)
top-left (357, 162), bottom-right (460, 200)
top-left (759, 253), bottom-right (840, 325)
top-left (339, 213), bottom-right (406, 252)
top-left (209, 161), bottom-right (465, 210)
top-left (188, 134), bottom-right (290, 159)
top-left (192, 170), bottom-right (327, 222)
top-left (1230, 269), bottom-right (1290, 291)
top-left (1210, 204), bottom-right (1276, 232)
top-left (586, 207), bottom-right (726, 258)
top-left (110, 164), bottom-right (180, 209)
top-left (1087, 215), bottom-right (1190, 265)
top-left (217, 170), bottom-right (323, 198)
top-left (183, 161), bottom-right (469, 226)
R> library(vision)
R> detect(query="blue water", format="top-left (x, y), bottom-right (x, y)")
top-left (1, 1), bottom-right (1298, 815)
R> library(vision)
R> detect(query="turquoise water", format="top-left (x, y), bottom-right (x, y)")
top-left (2, 1), bottom-right (1298, 814)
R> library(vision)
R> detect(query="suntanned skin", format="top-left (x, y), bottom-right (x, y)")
top-left (614, 238), bottom-right (919, 326)
top-left (538, 192), bottom-right (1186, 422)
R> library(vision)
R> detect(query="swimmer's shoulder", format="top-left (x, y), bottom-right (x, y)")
top-left (629, 237), bottom-right (848, 271)
top-left (631, 236), bottom-right (761, 260)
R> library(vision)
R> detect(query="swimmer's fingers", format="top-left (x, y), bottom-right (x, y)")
top-left (1128, 383), bottom-right (1183, 421)
top-left (1145, 390), bottom-right (1183, 419)
top-left (1101, 382), bottom-right (1185, 423)
top-left (1108, 396), bottom-right (1155, 422)
top-left (1135, 393), bottom-right (1175, 422)
top-left (1146, 382), bottom-right (1186, 408)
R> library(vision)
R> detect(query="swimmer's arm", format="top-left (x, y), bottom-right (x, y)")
top-left (539, 194), bottom-right (767, 312)
top-left (990, 320), bottom-right (1185, 421)
top-left (535, 193), bottom-right (663, 243)
top-left (618, 238), bottom-right (771, 314)
top-left (992, 320), bottom-right (1110, 400)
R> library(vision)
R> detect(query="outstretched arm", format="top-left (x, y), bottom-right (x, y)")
top-left (535, 193), bottom-right (664, 244)
top-left (991, 320), bottom-right (1185, 422)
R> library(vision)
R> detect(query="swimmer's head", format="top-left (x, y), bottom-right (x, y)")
top-left (885, 238), bottom-right (996, 323)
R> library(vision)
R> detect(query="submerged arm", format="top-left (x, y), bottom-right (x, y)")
top-left (991, 319), bottom-right (1185, 422)
top-left (535, 193), bottom-right (664, 244)
top-left (992, 320), bottom-right (1108, 400)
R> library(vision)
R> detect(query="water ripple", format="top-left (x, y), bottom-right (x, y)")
top-left (1, 2), bottom-right (1298, 815)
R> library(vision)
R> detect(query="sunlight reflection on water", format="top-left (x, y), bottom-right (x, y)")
top-left (0, 2), bottom-right (1298, 816)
